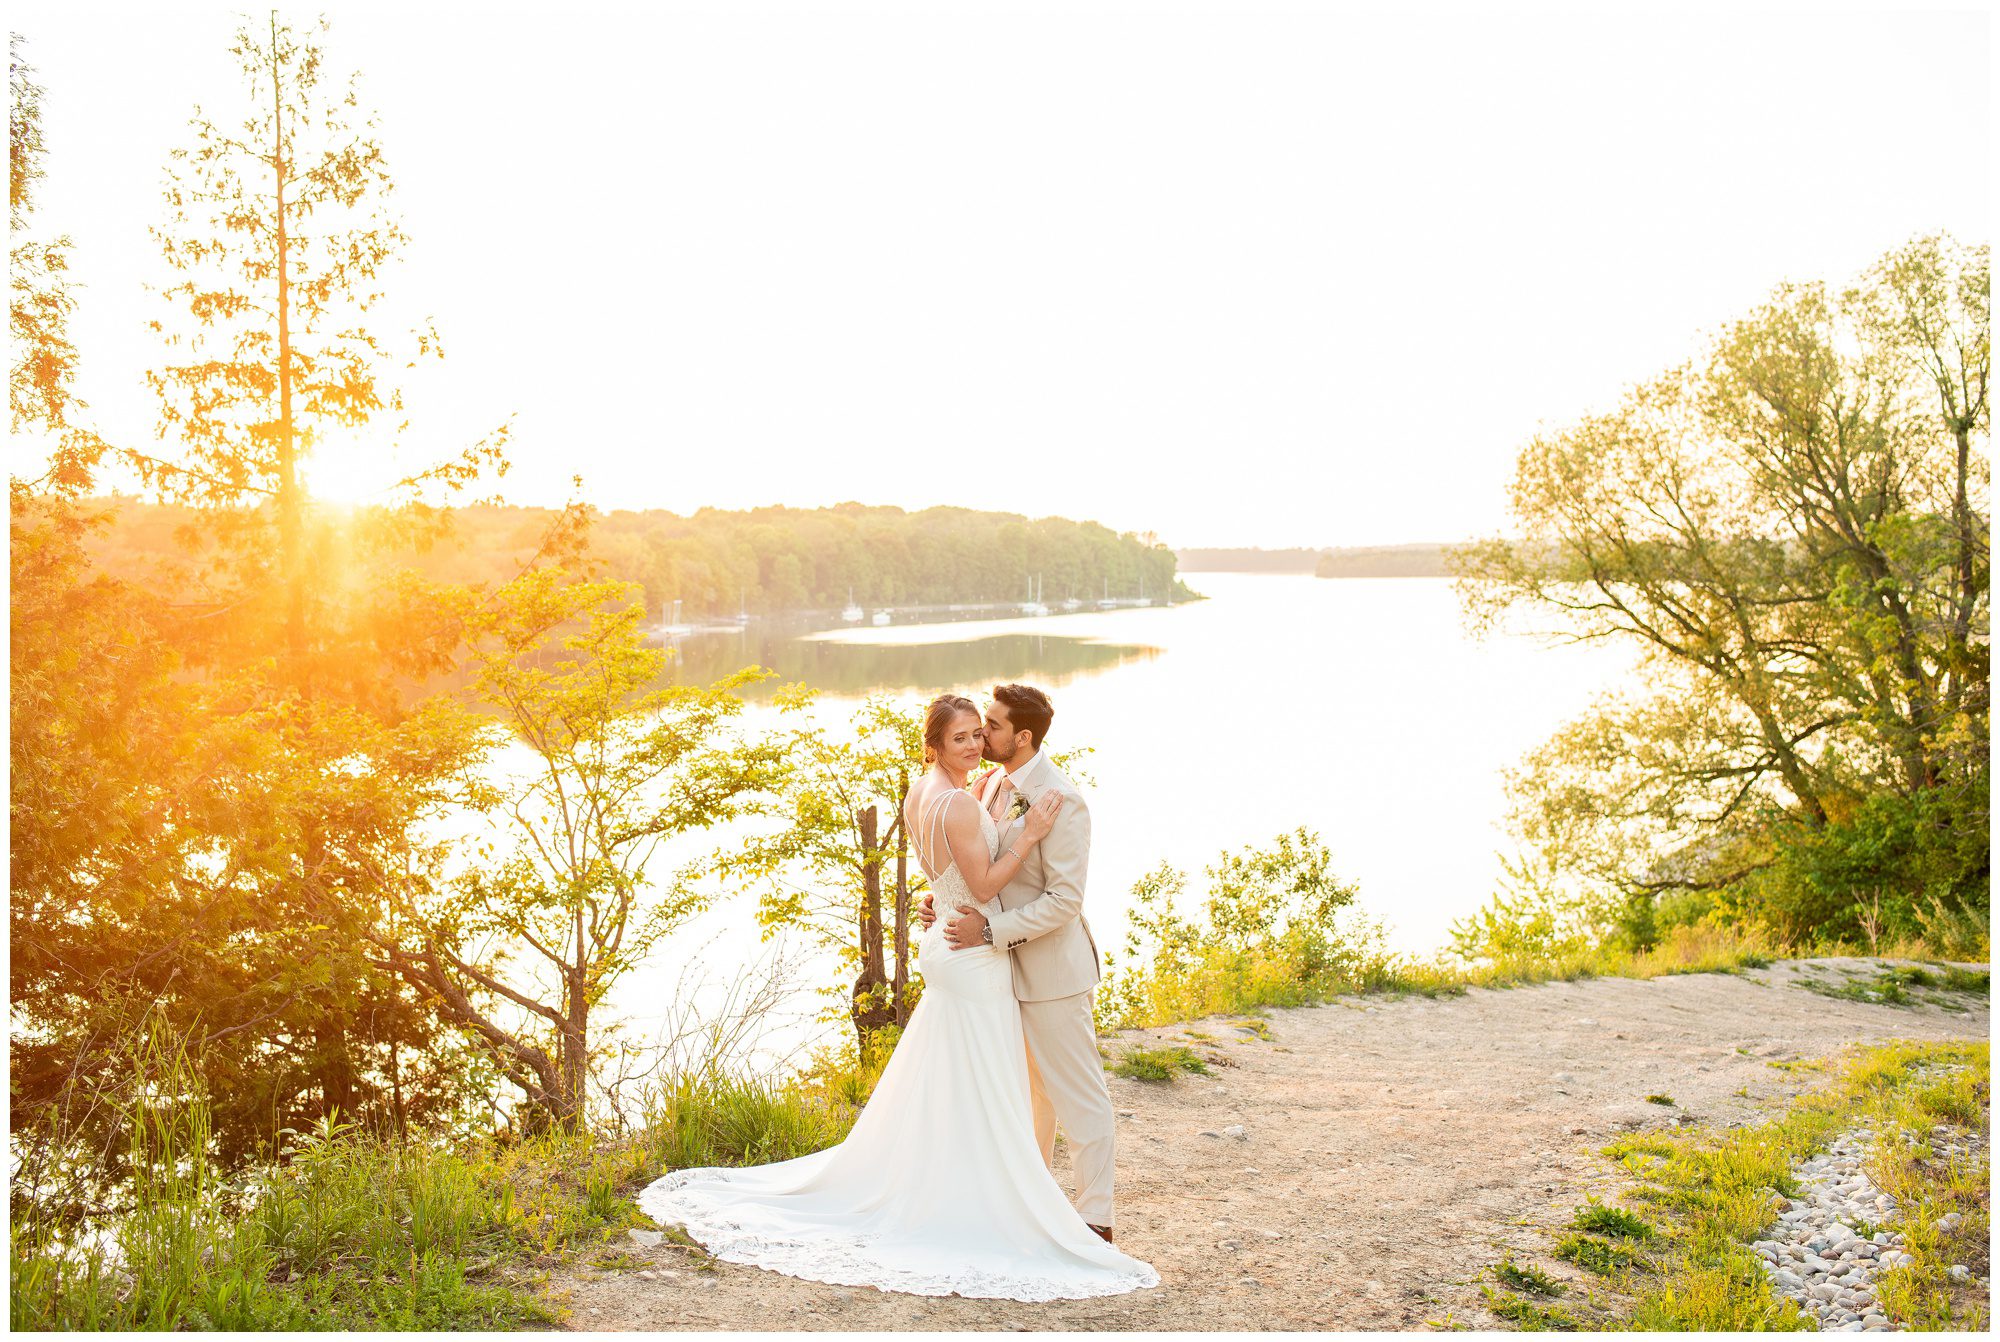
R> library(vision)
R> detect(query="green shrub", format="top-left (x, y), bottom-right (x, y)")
top-left (1570, 1198), bottom-right (1656, 1241)
top-left (1616, 889), bottom-right (1661, 953)
top-left (1482, 1286), bottom-right (1580, 1330)
top-left (1445, 854), bottom-right (1623, 967)
top-left (1094, 830), bottom-right (1422, 1030)
top-left (1554, 1232), bottom-right (1644, 1275)
top-left (1494, 1257), bottom-right (1563, 1295)
top-left (1653, 888), bottom-right (1720, 933)
top-left (1734, 778), bottom-right (1989, 951)
top-left (1109, 1045), bottom-right (1211, 1082)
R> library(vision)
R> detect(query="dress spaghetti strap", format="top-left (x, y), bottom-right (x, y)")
top-left (917, 786), bottom-right (962, 882)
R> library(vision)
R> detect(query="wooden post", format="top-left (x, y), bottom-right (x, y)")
top-left (852, 805), bottom-right (891, 1047)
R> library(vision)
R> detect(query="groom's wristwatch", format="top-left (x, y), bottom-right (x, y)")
top-left (981, 922), bottom-right (993, 945)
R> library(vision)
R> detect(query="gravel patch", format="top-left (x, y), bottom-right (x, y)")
top-left (1752, 1063), bottom-right (1986, 1331)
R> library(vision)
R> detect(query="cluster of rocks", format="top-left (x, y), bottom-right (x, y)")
top-left (1749, 1121), bottom-right (1979, 1332)
top-left (1751, 1127), bottom-right (1904, 1331)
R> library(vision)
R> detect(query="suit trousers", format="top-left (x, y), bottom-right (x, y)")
top-left (1019, 989), bottom-right (1117, 1227)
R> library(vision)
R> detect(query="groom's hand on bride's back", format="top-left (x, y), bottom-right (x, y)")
top-left (917, 892), bottom-right (936, 930)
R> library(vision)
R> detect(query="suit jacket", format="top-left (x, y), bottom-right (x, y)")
top-left (979, 752), bottom-right (1102, 1002)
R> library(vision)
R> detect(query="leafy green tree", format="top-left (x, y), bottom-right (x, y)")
top-left (9, 570), bottom-right (502, 1177)
top-left (10, 14), bottom-right (575, 1189)
top-left (367, 573), bottom-right (781, 1131)
top-left (588, 502), bottom-right (1199, 620)
top-left (114, 8), bottom-right (587, 1137)
top-left (1455, 234), bottom-right (1988, 939)
top-left (79, 498), bottom-right (1200, 637)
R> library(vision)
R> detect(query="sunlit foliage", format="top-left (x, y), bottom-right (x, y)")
top-left (1454, 235), bottom-right (1989, 952)
top-left (366, 572), bottom-right (780, 1132)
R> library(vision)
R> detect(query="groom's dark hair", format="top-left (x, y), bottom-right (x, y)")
top-left (991, 683), bottom-right (1054, 749)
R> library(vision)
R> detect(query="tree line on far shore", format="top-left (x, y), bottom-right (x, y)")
top-left (1176, 543), bottom-right (1451, 576)
top-left (78, 497), bottom-right (1198, 622)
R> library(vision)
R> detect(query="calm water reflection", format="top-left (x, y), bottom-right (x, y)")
top-left (661, 625), bottom-right (1161, 697)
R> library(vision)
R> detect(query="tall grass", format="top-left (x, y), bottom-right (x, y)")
top-left (9, 1007), bottom-right (893, 1331)
top-left (1442, 921), bottom-right (1786, 991)
top-left (17, 832), bottom-right (1984, 1329)
top-left (11, 1060), bottom-right (561, 1330)
top-left (1096, 921), bottom-right (1437, 1030)
top-left (639, 1071), bottom-right (860, 1174)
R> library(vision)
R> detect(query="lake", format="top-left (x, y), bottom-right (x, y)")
top-left (579, 572), bottom-right (1636, 1071)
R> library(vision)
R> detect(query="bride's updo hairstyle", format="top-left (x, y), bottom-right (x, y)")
top-left (922, 694), bottom-right (979, 765)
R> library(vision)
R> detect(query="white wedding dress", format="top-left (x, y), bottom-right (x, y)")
top-left (636, 786), bottom-right (1159, 1300)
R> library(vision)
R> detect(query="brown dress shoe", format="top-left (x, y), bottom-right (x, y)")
top-left (1087, 1223), bottom-right (1114, 1243)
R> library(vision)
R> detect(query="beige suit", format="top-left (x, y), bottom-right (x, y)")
top-left (978, 753), bottom-right (1117, 1226)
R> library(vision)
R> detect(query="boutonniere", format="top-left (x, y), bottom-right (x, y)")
top-left (1006, 790), bottom-right (1033, 821)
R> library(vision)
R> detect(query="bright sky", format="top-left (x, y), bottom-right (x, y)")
top-left (11, 0), bottom-right (1992, 547)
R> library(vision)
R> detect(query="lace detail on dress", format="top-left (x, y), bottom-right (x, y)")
top-left (923, 786), bottom-right (999, 916)
top-left (638, 1167), bottom-right (1161, 1301)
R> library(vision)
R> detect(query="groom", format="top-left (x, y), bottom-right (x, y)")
top-left (917, 683), bottom-right (1119, 1243)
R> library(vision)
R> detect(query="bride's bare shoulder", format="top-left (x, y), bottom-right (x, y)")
top-left (930, 786), bottom-right (984, 829)
top-left (907, 778), bottom-right (972, 817)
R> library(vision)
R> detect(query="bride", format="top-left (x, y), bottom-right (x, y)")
top-left (636, 694), bottom-right (1159, 1301)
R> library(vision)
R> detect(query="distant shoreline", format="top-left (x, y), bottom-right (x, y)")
top-left (1177, 543), bottom-right (1456, 578)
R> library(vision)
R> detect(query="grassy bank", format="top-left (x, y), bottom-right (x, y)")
top-left (1474, 1039), bottom-right (1990, 1332)
top-left (1098, 918), bottom-right (1988, 1038)
top-left (1093, 828), bottom-right (1985, 1033)
top-left (11, 1103), bottom-right (575, 1330)
top-left (10, 1032), bottom-right (878, 1331)
top-left (16, 831), bottom-right (1986, 1331)
top-left (1097, 903), bottom-right (1832, 1035)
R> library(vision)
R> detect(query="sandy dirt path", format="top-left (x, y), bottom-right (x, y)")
top-left (549, 957), bottom-right (1987, 1331)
